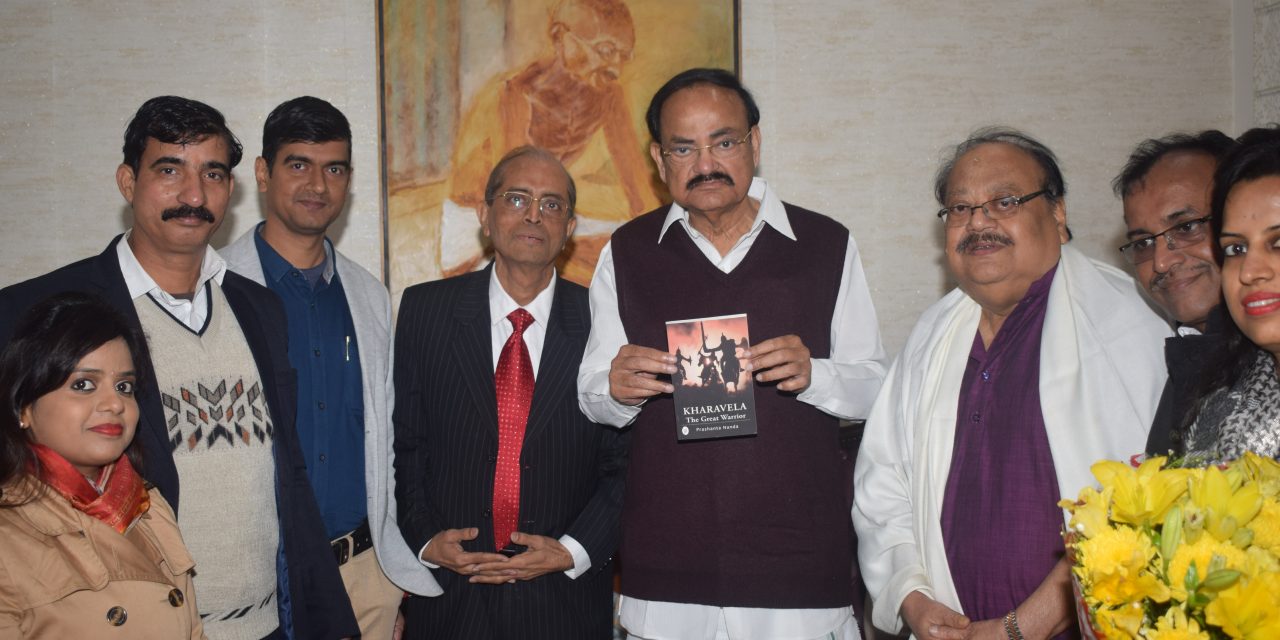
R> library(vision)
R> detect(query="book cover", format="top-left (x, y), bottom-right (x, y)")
top-left (665, 313), bottom-right (757, 441)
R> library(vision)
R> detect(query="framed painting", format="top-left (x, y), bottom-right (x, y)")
top-left (378, 0), bottom-right (739, 302)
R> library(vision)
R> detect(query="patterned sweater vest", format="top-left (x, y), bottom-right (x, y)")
top-left (610, 202), bottom-right (853, 608)
top-left (136, 286), bottom-right (280, 639)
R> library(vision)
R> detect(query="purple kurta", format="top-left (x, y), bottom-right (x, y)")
top-left (940, 265), bottom-right (1077, 639)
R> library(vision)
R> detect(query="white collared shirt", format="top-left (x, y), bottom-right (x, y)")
top-left (576, 177), bottom-right (887, 639)
top-left (417, 268), bottom-right (593, 580)
top-left (116, 230), bottom-right (227, 332)
top-left (488, 267), bottom-right (556, 377)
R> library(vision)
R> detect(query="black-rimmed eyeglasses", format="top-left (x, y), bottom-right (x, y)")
top-left (1118, 215), bottom-right (1212, 265)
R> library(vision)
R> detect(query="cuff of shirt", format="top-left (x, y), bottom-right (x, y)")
top-left (796, 357), bottom-right (849, 419)
top-left (417, 539), bottom-right (440, 569)
top-left (579, 390), bottom-right (643, 427)
top-left (560, 534), bottom-right (592, 579)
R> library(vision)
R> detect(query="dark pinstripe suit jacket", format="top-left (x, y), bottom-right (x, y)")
top-left (392, 266), bottom-right (627, 640)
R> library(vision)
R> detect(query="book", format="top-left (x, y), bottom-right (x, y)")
top-left (665, 313), bottom-right (757, 441)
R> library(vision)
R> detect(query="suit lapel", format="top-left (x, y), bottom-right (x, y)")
top-left (524, 278), bottom-right (586, 443)
top-left (453, 268), bottom-right (499, 437)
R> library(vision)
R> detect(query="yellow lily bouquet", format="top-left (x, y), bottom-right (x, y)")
top-left (1060, 452), bottom-right (1280, 639)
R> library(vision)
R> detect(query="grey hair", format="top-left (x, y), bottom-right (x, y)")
top-left (483, 145), bottom-right (577, 214)
top-left (933, 126), bottom-right (1067, 207)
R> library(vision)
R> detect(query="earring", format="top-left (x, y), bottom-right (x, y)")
top-left (18, 421), bottom-right (26, 429)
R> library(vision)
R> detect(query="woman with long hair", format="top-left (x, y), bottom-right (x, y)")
top-left (0, 291), bottom-right (203, 638)
top-left (1179, 126), bottom-right (1280, 460)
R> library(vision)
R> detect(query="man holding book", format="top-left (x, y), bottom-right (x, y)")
top-left (577, 67), bottom-right (888, 639)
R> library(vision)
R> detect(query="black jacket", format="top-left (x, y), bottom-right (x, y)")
top-left (0, 235), bottom-right (358, 639)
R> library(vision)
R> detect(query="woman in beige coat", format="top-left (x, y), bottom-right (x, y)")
top-left (0, 292), bottom-right (204, 638)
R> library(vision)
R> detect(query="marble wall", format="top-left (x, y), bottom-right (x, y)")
top-left (0, 1), bottom-right (1246, 353)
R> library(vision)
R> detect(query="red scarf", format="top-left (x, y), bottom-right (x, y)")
top-left (30, 443), bottom-right (150, 534)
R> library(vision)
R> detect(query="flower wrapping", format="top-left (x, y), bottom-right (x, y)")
top-left (1060, 453), bottom-right (1280, 639)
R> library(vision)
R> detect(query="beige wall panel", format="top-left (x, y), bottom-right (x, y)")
top-left (0, 1), bottom-right (1235, 356)
top-left (741, 0), bottom-right (1232, 352)
top-left (1258, 2), bottom-right (1280, 123)
top-left (0, 1), bottom-right (382, 289)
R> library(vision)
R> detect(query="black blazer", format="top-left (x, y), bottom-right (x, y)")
top-left (0, 235), bottom-right (358, 639)
top-left (1146, 305), bottom-right (1230, 456)
top-left (393, 266), bottom-right (627, 640)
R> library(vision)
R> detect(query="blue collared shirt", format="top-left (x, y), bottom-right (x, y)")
top-left (255, 228), bottom-right (366, 539)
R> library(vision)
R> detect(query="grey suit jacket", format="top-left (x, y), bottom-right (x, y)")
top-left (221, 227), bottom-right (442, 596)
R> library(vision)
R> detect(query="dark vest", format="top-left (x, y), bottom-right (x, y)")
top-left (611, 202), bottom-right (852, 608)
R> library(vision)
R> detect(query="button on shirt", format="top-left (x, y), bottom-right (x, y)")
top-left (576, 177), bottom-right (888, 639)
top-left (255, 230), bottom-right (366, 540)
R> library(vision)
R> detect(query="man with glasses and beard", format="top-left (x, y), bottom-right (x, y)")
top-left (853, 128), bottom-right (1169, 640)
top-left (0, 96), bottom-right (357, 639)
top-left (1113, 131), bottom-right (1238, 455)
top-left (578, 68), bottom-right (888, 640)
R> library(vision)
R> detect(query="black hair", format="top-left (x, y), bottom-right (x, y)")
top-left (121, 96), bottom-right (243, 173)
top-left (1175, 125), bottom-right (1280, 453)
top-left (1112, 130), bottom-right (1237, 199)
top-left (0, 292), bottom-right (151, 500)
top-left (261, 96), bottom-right (352, 169)
top-left (645, 68), bottom-right (760, 142)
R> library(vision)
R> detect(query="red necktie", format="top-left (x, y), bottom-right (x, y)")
top-left (493, 308), bottom-right (534, 551)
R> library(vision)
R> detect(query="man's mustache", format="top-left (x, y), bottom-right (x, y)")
top-left (1151, 260), bottom-right (1212, 291)
top-left (686, 172), bottom-right (734, 190)
top-left (160, 205), bottom-right (216, 223)
top-left (955, 231), bottom-right (1013, 253)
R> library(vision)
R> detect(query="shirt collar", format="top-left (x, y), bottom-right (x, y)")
top-left (116, 229), bottom-right (227, 301)
top-left (657, 177), bottom-right (794, 243)
top-left (254, 222), bottom-right (336, 284)
top-left (488, 267), bottom-right (556, 331)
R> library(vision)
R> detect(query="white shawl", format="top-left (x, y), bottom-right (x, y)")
top-left (852, 245), bottom-right (1170, 635)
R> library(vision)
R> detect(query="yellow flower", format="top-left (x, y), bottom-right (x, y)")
top-left (1077, 525), bottom-right (1169, 606)
top-left (1060, 484), bottom-right (1114, 539)
top-left (1186, 466), bottom-right (1264, 544)
top-left (1092, 457), bottom-right (1191, 529)
top-left (1248, 497), bottom-right (1280, 554)
top-left (1204, 575), bottom-right (1280, 639)
top-left (1144, 606), bottom-right (1210, 640)
top-left (1166, 536), bottom-right (1248, 602)
top-left (1239, 452), bottom-right (1280, 498)
top-left (1094, 602), bottom-right (1144, 639)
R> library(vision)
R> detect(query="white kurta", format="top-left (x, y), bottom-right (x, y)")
top-left (852, 245), bottom-right (1171, 636)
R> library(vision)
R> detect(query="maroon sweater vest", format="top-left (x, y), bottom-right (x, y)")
top-left (611, 202), bottom-right (853, 608)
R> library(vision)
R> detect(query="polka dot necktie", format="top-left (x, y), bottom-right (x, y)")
top-left (493, 308), bottom-right (534, 551)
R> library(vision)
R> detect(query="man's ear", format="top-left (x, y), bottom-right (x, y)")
top-left (116, 164), bottom-right (136, 205)
top-left (255, 156), bottom-right (270, 193)
top-left (650, 142), bottom-right (667, 184)
top-left (476, 201), bottom-right (492, 239)
top-left (1053, 199), bottom-right (1069, 244)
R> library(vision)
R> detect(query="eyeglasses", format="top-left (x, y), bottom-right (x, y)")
top-left (936, 190), bottom-right (1048, 227)
top-left (659, 134), bottom-right (752, 166)
top-left (494, 191), bottom-right (570, 218)
top-left (1117, 215), bottom-right (1212, 265)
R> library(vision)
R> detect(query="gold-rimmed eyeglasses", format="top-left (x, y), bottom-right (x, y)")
top-left (659, 133), bottom-right (752, 166)
top-left (493, 191), bottom-right (571, 218)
